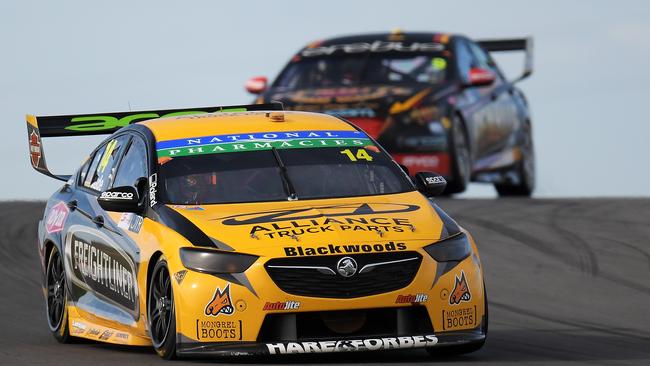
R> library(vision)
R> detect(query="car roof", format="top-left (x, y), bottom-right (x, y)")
top-left (312, 31), bottom-right (458, 46)
top-left (138, 110), bottom-right (357, 142)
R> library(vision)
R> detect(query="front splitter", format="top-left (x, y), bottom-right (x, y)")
top-left (177, 330), bottom-right (485, 358)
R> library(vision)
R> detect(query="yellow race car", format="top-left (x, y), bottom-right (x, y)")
top-left (26, 103), bottom-right (487, 359)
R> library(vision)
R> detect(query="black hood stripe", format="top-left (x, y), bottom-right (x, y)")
top-left (153, 205), bottom-right (214, 247)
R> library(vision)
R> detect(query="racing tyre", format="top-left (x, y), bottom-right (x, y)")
top-left (46, 246), bottom-right (72, 343)
top-left (148, 257), bottom-right (177, 359)
top-left (445, 115), bottom-right (471, 194)
top-left (495, 121), bottom-right (535, 197)
top-left (426, 284), bottom-right (488, 357)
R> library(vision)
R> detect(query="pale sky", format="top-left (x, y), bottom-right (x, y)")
top-left (1, 0), bottom-right (649, 199)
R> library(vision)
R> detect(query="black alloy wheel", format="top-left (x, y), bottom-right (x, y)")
top-left (148, 258), bottom-right (177, 359)
top-left (46, 247), bottom-right (71, 343)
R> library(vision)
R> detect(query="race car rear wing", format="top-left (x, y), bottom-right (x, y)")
top-left (477, 37), bottom-right (533, 83)
top-left (26, 102), bottom-right (284, 181)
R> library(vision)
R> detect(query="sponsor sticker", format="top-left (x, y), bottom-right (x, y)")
top-left (67, 228), bottom-right (138, 315)
top-left (173, 270), bottom-right (188, 285)
top-left (205, 284), bottom-right (234, 317)
top-left (432, 57), bottom-right (447, 70)
top-left (425, 176), bottom-right (445, 185)
top-left (29, 130), bottom-right (42, 167)
top-left (449, 271), bottom-right (471, 305)
top-left (395, 293), bottom-right (428, 304)
top-left (263, 301), bottom-right (300, 311)
top-left (71, 320), bottom-right (87, 334)
top-left (117, 213), bottom-right (144, 233)
top-left (45, 201), bottom-right (69, 234)
top-left (442, 306), bottom-right (477, 330)
top-left (149, 173), bottom-right (158, 207)
top-left (266, 335), bottom-right (438, 354)
top-left (99, 330), bottom-right (113, 340)
top-left (254, 218), bottom-right (414, 240)
top-left (300, 41), bottom-right (445, 57)
top-left (129, 215), bottom-right (144, 233)
top-left (171, 205), bottom-right (205, 211)
top-left (395, 154), bottom-right (442, 170)
top-left (156, 130), bottom-right (372, 158)
top-left (323, 107), bottom-right (376, 118)
top-left (196, 319), bottom-right (243, 341)
top-left (115, 332), bottom-right (129, 341)
top-left (98, 139), bottom-right (118, 174)
top-left (284, 241), bottom-right (407, 257)
top-left (63, 108), bottom-right (249, 133)
top-left (222, 203), bottom-right (419, 240)
top-left (100, 191), bottom-right (134, 200)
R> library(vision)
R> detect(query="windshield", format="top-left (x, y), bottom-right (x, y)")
top-left (157, 130), bottom-right (413, 204)
top-left (274, 54), bottom-right (450, 89)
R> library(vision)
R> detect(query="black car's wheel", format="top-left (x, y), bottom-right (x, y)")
top-left (445, 115), bottom-right (471, 194)
top-left (495, 121), bottom-right (535, 197)
top-left (148, 257), bottom-right (177, 359)
top-left (427, 283), bottom-right (488, 357)
top-left (46, 246), bottom-right (72, 343)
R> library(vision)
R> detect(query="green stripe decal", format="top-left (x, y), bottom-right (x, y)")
top-left (157, 138), bottom-right (373, 158)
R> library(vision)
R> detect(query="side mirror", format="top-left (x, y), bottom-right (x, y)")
top-left (413, 172), bottom-right (447, 197)
top-left (466, 67), bottom-right (496, 87)
top-left (97, 186), bottom-right (141, 213)
top-left (245, 76), bottom-right (268, 94)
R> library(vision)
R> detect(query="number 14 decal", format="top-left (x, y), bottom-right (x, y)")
top-left (340, 148), bottom-right (373, 162)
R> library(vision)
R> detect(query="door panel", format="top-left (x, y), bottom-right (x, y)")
top-left (464, 41), bottom-right (520, 162)
top-left (62, 134), bottom-right (143, 327)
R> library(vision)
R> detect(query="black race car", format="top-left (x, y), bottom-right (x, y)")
top-left (246, 31), bottom-right (535, 196)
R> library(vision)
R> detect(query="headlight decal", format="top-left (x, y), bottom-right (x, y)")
top-left (424, 233), bottom-right (472, 288)
top-left (179, 248), bottom-right (260, 297)
top-left (424, 233), bottom-right (471, 262)
top-left (179, 248), bottom-right (257, 274)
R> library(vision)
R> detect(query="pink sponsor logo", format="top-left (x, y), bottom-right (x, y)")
top-left (46, 202), bottom-right (69, 234)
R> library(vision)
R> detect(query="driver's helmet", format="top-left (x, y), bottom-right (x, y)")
top-left (179, 173), bottom-right (215, 204)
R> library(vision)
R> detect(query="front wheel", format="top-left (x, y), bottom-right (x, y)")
top-left (495, 121), bottom-right (535, 197)
top-left (46, 246), bottom-right (72, 343)
top-left (148, 257), bottom-right (177, 359)
top-left (445, 115), bottom-right (471, 194)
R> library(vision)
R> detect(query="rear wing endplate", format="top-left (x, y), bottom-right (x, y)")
top-left (26, 102), bottom-right (283, 181)
top-left (477, 37), bottom-right (533, 82)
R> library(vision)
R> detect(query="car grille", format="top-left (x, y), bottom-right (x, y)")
top-left (257, 307), bottom-right (433, 342)
top-left (265, 252), bottom-right (422, 298)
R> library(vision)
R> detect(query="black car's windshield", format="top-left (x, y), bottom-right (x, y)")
top-left (274, 54), bottom-right (450, 89)
top-left (157, 130), bottom-right (413, 204)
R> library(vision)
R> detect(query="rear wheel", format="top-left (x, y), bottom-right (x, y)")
top-left (445, 115), bottom-right (471, 194)
top-left (495, 121), bottom-right (535, 197)
top-left (46, 246), bottom-right (71, 343)
top-left (148, 258), bottom-right (177, 359)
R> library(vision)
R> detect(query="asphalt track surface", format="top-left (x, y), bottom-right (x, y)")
top-left (1, 199), bottom-right (649, 365)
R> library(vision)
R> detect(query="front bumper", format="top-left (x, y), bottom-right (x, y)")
top-left (177, 329), bottom-right (485, 357)
top-left (172, 244), bottom-right (486, 353)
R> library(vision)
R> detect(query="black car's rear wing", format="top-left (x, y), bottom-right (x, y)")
top-left (26, 102), bottom-right (283, 181)
top-left (477, 37), bottom-right (533, 83)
